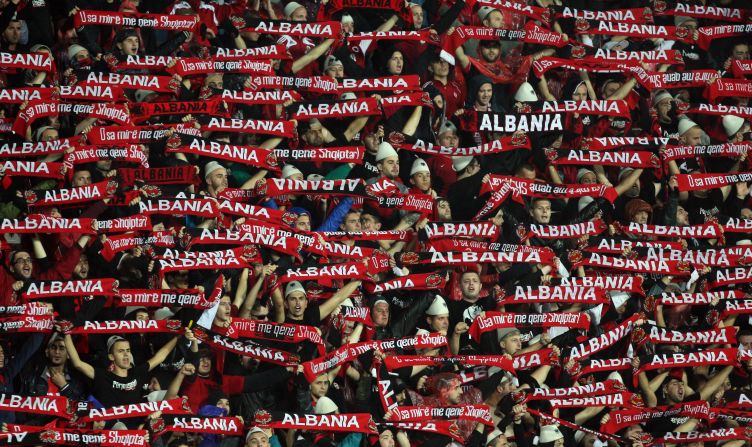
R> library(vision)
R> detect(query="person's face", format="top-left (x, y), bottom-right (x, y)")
top-left (246, 433), bottom-right (270, 447)
top-left (378, 430), bottom-right (395, 447)
top-left (437, 200), bottom-right (452, 221)
top-left (72, 170), bottom-right (92, 187)
top-left (198, 356), bottom-right (212, 375)
top-left (679, 19), bottom-right (698, 33)
top-left (134, 310), bottom-right (149, 321)
top-left (118, 36), bottom-right (140, 55)
top-left (360, 214), bottom-right (380, 231)
top-left (46, 340), bottom-right (68, 366)
top-left (430, 60), bottom-right (450, 78)
top-left (341, 21), bottom-right (354, 34)
top-left (73, 254), bottom-right (89, 279)
top-left (216, 398), bottom-right (230, 412)
top-left (554, 438), bottom-right (564, 447)
top-left (285, 292), bottom-right (307, 319)
top-left (364, 132), bottom-right (380, 154)
top-left (580, 172), bottom-right (597, 184)
top-left (460, 272), bottom-right (481, 300)
top-left (74, 48), bottom-right (91, 63)
top-left (207, 167), bottom-right (229, 194)
top-left (411, 5), bottom-right (423, 28)
top-left (304, 127), bottom-right (325, 146)
top-left (742, 208), bottom-right (752, 220)
top-left (295, 214), bottom-right (311, 232)
top-left (664, 379), bottom-right (685, 402)
top-left (739, 334), bottom-right (752, 351)
top-left (372, 302), bottom-right (390, 327)
top-left (480, 45), bottom-right (500, 62)
top-left (289, 6), bottom-right (307, 21)
top-left (582, 433), bottom-right (596, 447)
top-left (445, 380), bottom-right (463, 404)
top-left (252, 304), bottom-right (270, 321)
top-left (501, 333), bottom-right (522, 355)
top-left (11, 251), bottom-right (33, 279)
top-left (476, 83), bottom-right (493, 106)
top-left (656, 98), bottom-right (672, 120)
top-left (632, 211), bottom-right (649, 225)
top-left (215, 296), bottom-right (232, 323)
top-left (530, 200), bottom-right (551, 224)
top-left (733, 44), bottom-right (750, 60)
top-left (341, 212), bottom-right (362, 232)
top-left (572, 84), bottom-right (588, 101)
top-left (206, 74), bottom-right (224, 90)
top-left (428, 314), bottom-right (449, 333)
top-left (325, 64), bottom-right (344, 78)
top-left (411, 172), bottom-right (431, 192)
top-left (438, 131), bottom-right (459, 148)
top-left (491, 435), bottom-right (510, 447)
top-left (379, 156), bottom-right (400, 179)
top-left (602, 81), bottom-right (621, 99)
top-left (484, 10), bottom-right (504, 28)
top-left (2, 21), bottom-right (21, 44)
top-left (681, 127), bottom-right (702, 147)
top-left (40, 128), bottom-right (58, 141)
top-left (109, 341), bottom-right (132, 369)
top-left (677, 206), bottom-right (689, 226)
top-left (387, 52), bottom-right (404, 75)
top-left (311, 374), bottom-right (330, 398)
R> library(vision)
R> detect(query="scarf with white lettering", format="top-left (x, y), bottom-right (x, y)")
top-left (641, 246), bottom-right (751, 268)
top-left (0, 161), bottom-right (65, 180)
top-left (0, 52), bottom-right (54, 72)
top-left (200, 117), bottom-right (295, 137)
top-left (100, 231), bottom-right (175, 261)
top-left (548, 149), bottom-right (658, 169)
top-left (86, 122), bottom-right (199, 146)
top-left (708, 79), bottom-right (752, 103)
top-left (684, 103), bottom-right (752, 120)
top-left (574, 20), bottom-right (694, 43)
top-left (166, 134), bottom-right (280, 173)
top-left (82, 397), bottom-right (191, 422)
top-left (382, 421), bottom-right (464, 442)
top-left (159, 256), bottom-right (250, 274)
top-left (654, 2), bottom-right (749, 23)
top-left (390, 404), bottom-right (493, 426)
top-left (660, 290), bottom-right (743, 306)
top-left (398, 249), bottom-right (554, 267)
top-left (259, 178), bottom-right (366, 198)
top-left (138, 199), bottom-right (219, 218)
top-left (65, 145), bottom-right (148, 172)
top-left (74, 9), bottom-right (198, 30)
top-left (118, 167), bottom-right (198, 188)
top-left (187, 228), bottom-right (301, 258)
top-left (118, 288), bottom-right (215, 309)
top-left (723, 217), bottom-right (752, 233)
top-left (602, 401), bottom-right (711, 433)
top-left (244, 75), bottom-right (340, 94)
top-left (475, 0), bottom-right (552, 23)
top-left (615, 221), bottom-right (724, 240)
top-left (166, 58), bottom-right (274, 77)
top-left (4, 425), bottom-right (149, 447)
top-left (468, 312), bottom-right (590, 341)
top-left (280, 261), bottom-right (370, 282)
top-left (0, 303), bottom-right (50, 316)
top-left (72, 71), bottom-right (181, 94)
top-left (551, 392), bottom-right (643, 409)
top-left (364, 272), bottom-right (446, 294)
top-left (390, 133), bottom-right (530, 157)
top-left (25, 180), bottom-right (118, 208)
top-left (237, 18), bottom-right (341, 39)
top-left (273, 146), bottom-right (365, 164)
top-left (473, 182), bottom-right (513, 221)
top-left (629, 67), bottom-right (720, 91)
top-left (269, 413), bottom-right (377, 434)
top-left (371, 192), bottom-right (434, 216)
top-left (290, 97), bottom-right (381, 121)
top-left (634, 350), bottom-right (738, 385)
top-left (649, 428), bottom-right (752, 446)
top-left (0, 215), bottom-right (96, 235)
top-left (586, 238), bottom-right (685, 255)
top-left (157, 246), bottom-right (262, 264)
top-left (441, 24), bottom-right (566, 65)
top-left (13, 101), bottom-right (131, 136)
top-left (131, 99), bottom-right (227, 123)
top-left (711, 268), bottom-right (752, 289)
top-left (22, 278), bottom-right (119, 300)
top-left (192, 327), bottom-right (301, 366)
top-left (567, 314), bottom-right (638, 362)
top-left (168, 417), bottom-right (244, 435)
top-left (420, 221), bottom-right (499, 241)
top-left (721, 299), bottom-right (752, 318)
top-left (0, 138), bottom-right (79, 157)
top-left (568, 250), bottom-right (695, 275)
top-left (555, 6), bottom-right (653, 22)
top-left (225, 318), bottom-right (324, 352)
top-left (558, 275), bottom-right (645, 294)
top-left (347, 30), bottom-right (435, 43)
top-left (732, 60), bottom-right (752, 78)
top-left (383, 355), bottom-right (515, 373)
top-left (531, 100), bottom-right (631, 118)
top-left (697, 24), bottom-right (752, 50)
top-left (675, 172), bottom-right (752, 192)
top-left (640, 324), bottom-right (737, 346)
top-left (512, 348), bottom-right (560, 371)
top-left (661, 142), bottom-right (751, 163)
top-left (221, 89), bottom-right (301, 106)
top-left (302, 332), bottom-right (447, 382)
top-left (520, 380), bottom-right (627, 403)
top-left (338, 75), bottom-right (422, 93)
top-left (0, 395), bottom-right (72, 418)
top-left (500, 286), bottom-right (610, 305)
top-left (332, 305), bottom-right (374, 328)
top-left (582, 136), bottom-right (671, 150)
top-left (322, 230), bottom-right (410, 242)
top-left (532, 57), bottom-right (641, 78)
top-left (468, 110), bottom-right (564, 134)
top-left (527, 408), bottom-right (624, 444)
top-left (318, 0), bottom-right (413, 25)
top-left (66, 319), bottom-right (183, 334)
top-left (520, 220), bottom-right (607, 242)
top-left (573, 357), bottom-right (632, 380)
top-left (481, 175), bottom-right (619, 203)
top-left (0, 315), bottom-right (54, 333)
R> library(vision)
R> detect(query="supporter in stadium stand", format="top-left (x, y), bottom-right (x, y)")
top-left (0, 0), bottom-right (752, 446)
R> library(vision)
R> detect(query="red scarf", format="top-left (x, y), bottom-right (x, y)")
top-left (23, 279), bottom-right (119, 299)
top-left (550, 149), bottom-right (658, 168)
top-left (468, 311), bottom-right (590, 341)
top-left (568, 314), bottom-right (638, 362)
top-left (1, 161), bottom-right (64, 180)
top-left (26, 180), bottom-right (118, 208)
top-left (166, 134), bottom-right (280, 173)
top-left (500, 286), bottom-right (609, 305)
top-left (291, 97), bottom-right (381, 120)
top-left (269, 413), bottom-right (377, 434)
top-left (168, 417), bottom-right (243, 435)
top-left (200, 117), bottom-right (295, 137)
top-left (237, 18), bottom-right (342, 38)
top-left (0, 215), bottom-right (96, 235)
top-left (118, 289), bottom-right (213, 309)
top-left (67, 319), bottom-right (183, 334)
top-left (82, 398), bottom-right (191, 422)
top-left (520, 220), bottom-right (607, 241)
top-left (364, 272), bottom-right (446, 294)
top-left (192, 327), bottom-right (300, 366)
top-left (481, 175), bottom-right (618, 203)
top-left (675, 172), bottom-right (752, 191)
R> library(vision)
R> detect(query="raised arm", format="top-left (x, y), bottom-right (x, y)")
top-left (318, 280), bottom-right (362, 320)
top-left (63, 333), bottom-right (96, 380)
top-left (147, 334), bottom-right (180, 371)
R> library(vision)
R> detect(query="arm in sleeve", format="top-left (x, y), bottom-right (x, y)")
top-left (316, 197), bottom-right (354, 232)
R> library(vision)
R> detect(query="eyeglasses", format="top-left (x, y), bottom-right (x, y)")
top-left (252, 313), bottom-right (269, 320)
top-left (13, 257), bottom-right (32, 265)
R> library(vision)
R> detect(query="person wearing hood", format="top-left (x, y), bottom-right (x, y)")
top-left (460, 74), bottom-right (501, 147)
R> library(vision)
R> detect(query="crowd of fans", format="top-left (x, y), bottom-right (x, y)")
top-left (0, 0), bottom-right (752, 447)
